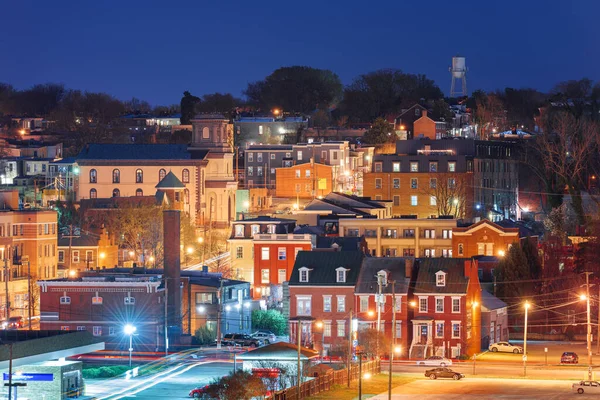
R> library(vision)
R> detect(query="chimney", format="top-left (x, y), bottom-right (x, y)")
top-left (163, 210), bottom-right (181, 331)
top-left (421, 110), bottom-right (427, 118)
top-left (405, 258), bottom-right (414, 279)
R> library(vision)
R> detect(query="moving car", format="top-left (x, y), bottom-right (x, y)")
top-left (561, 351), bottom-right (579, 364)
top-left (488, 341), bottom-right (523, 354)
top-left (251, 330), bottom-right (276, 344)
top-left (7, 316), bottom-right (23, 329)
top-left (416, 356), bottom-right (452, 367)
top-left (572, 381), bottom-right (600, 394)
top-left (221, 333), bottom-right (263, 347)
top-left (189, 384), bottom-right (218, 398)
top-left (424, 368), bottom-right (464, 380)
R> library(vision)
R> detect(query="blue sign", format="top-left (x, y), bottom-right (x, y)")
top-left (3, 373), bottom-right (53, 382)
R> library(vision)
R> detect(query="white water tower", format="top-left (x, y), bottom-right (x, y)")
top-left (449, 56), bottom-right (467, 97)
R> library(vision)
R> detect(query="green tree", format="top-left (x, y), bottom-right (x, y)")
top-left (197, 92), bottom-right (242, 117)
top-left (245, 66), bottom-right (342, 114)
top-left (251, 309), bottom-right (287, 335)
top-left (180, 91), bottom-right (200, 125)
top-left (363, 117), bottom-right (396, 144)
top-left (357, 328), bottom-right (390, 358)
top-left (194, 326), bottom-right (217, 345)
top-left (495, 242), bottom-right (539, 300)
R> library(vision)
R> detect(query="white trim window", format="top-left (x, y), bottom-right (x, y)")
top-left (419, 296), bottom-right (428, 313)
top-left (452, 322), bottom-right (461, 339)
top-left (452, 297), bottom-right (461, 313)
top-left (393, 295), bottom-right (401, 313)
top-left (395, 321), bottom-right (402, 338)
top-left (359, 296), bottom-right (369, 313)
top-left (261, 269), bottom-right (269, 284)
top-left (337, 320), bottom-right (345, 337)
top-left (93, 326), bottom-right (102, 336)
top-left (60, 296), bottom-right (71, 305)
top-left (234, 225), bottom-right (244, 237)
top-left (337, 295), bottom-right (346, 312)
top-left (297, 296), bottom-right (312, 316)
top-left (298, 267), bottom-right (310, 283)
top-left (435, 296), bottom-right (444, 313)
top-left (236, 246), bottom-right (243, 259)
top-left (278, 269), bottom-right (287, 284)
top-left (435, 321), bottom-right (444, 338)
top-left (323, 321), bottom-right (332, 337)
top-left (323, 295), bottom-right (332, 312)
top-left (336, 267), bottom-right (348, 283)
top-left (278, 247), bottom-right (286, 260)
top-left (261, 247), bottom-right (270, 260)
top-left (436, 271), bottom-right (446, 287)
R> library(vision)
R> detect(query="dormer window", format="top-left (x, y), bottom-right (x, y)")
top-left (234, 225), bottom-right (244, 237)
top-left (436, 271), bottom-right (447, 287)
top-left (267, 224), bottom-right (276, 234)
top-left (299, 267), bottom-right (311, 283)
top-left (251, 225), bottom-right (260, 236)
top-left (336, 267), bottom-right (349, 283)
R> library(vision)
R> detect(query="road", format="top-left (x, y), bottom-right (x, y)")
top-left (372, 378), bottom-right (591, 399)
top-left (96, 361), bottom-right (233, 399)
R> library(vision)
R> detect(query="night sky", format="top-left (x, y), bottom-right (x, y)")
top-left (2, 0), bottom-right (598, 105)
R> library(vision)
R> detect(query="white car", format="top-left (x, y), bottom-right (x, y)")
top-left (488, 341), bottom-right (523, 354)
top-left (573, 381), bottom-right (600, 394)
top-left (416, 356), bottom-right (452, 367)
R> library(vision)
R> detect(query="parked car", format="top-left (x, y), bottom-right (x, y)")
top-left (416, 356), bottom-right (452, 367)
top-left (7, 316), bottom-right (23, 329)
top-left (572, 380), bottom-right (600, 394)
top-left (251, 330), bottom-right (276, 344)
top-left (221, 334), bottom-right (263, 347)
top-left (488, 341), bottom-right (523, 354)
top-left (189, 384), bottom-right (218, 398)
top-left (561, 351), bottom-right (579, 364)
top-left (424, 368), bottom-right (464, 380)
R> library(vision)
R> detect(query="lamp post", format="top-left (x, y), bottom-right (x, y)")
top-left (315, 321), bottom-right (324, 360)
top-left (358, 352), bottom-right (370, 400)
top-left (124, 324), bottom-right (137, 368)
top-left (186, 247), bottom-right (193, 266)
top-left (581, 293), bottom-right (593, 380)
top-left (523, 301), bottom-right (530, 377)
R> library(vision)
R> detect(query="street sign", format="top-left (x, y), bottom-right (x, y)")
top-left (522, 355), bottom-right (527, 361)
top-left (3, 373), bottom-right (53, 382)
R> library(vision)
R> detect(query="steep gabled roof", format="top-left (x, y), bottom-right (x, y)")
top-left (413, 258), bottom-right (472, 294)
top-left (355, 258), bottom-right (411, 294)
top-left (58, 233), bottom-right (99, 247)
top-left (481, 290), bottom-right (507, 311)
top-left (289, 251), bottom-right (364, 286)
top-left (155, 171), bottom-right (185, 189)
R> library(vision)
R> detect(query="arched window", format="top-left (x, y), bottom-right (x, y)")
top-left (112, 188), bottom-right (120, 197)
top-left (90, 188), bottom-right (97, 199)
top-left (184, 189), bottom-right (189, 203)
top-left (136, 188), bottom-right (143, 197)
top-left (159, 169), bottom-right (166, 181)
top-left (136, 169), bottom-right (143, 183)
top-left (202, 127), bottom-right (210, 139)
top-left (112, 169), bottom-right (120, 183)
top-left (89, 169), bottom-right (97, 183)
top-left (182, 169), bottom-right (190, 183)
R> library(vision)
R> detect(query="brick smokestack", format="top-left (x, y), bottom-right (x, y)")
top-left (163, 210), bottom-right (181, 331)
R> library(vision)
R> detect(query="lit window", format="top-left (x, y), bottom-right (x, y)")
top-left (448, 162), bottom-right (456, 172)
top-left (336, 268), bottom-right (347, 283)
top-left (360, 296), bottom-right (369, 312)
top-left (436, 272), bottom-right (446, 287)
top-left (89, 169), bottom-right (97, 183)
top-left (411, 195), bottom-right (418, 206)
top-left (236, 246), bottom-right (243, 259)
top-left (135, 169), bottom-right (143, 183)
top-left (182, 169), bottom-right (190, 183)
top-left (60, 296), bottom-right (71, 305)
top-left (305, 170), bottom-right (311, 178)
top-left (278, 269), bottom-right (287, 283)
top-left (323, 296), bottom-right (332, 312)
top-left (159, 169), bottom-right (166, 181)
top-left (393, 179), bottom-right (400, 189)
top-left (419, 297), bottom-right (428, 313)
top-left (299, 267), bottom-right (310, 283)
top-left (436, 322), bottom-right (444, 338)
top-left (112, 169), bottom-right (120, 183)
top-left (297, 296), bottom-right (311, 315)
top-left (458, 243), bottom-right (464, 256)
top-left (430, 196), bottom-right (437, 206)
top-left (392, 162), bottom-right (400, 172)
top-left (261, 247), bottom-right (269, 260)
top-left (295, 170), bottom-right (300, 178)
top-left (337, 295), bottom-right (346, 312)
top-left (375, 163), bottom-right (382, 172)
top-left (261, 269), bottom-right (269, 284)
top-left (337, 321), bottom-right (345, 337)
top-left (324, 321), bottom-right (332, 337)
top-left (234, 225), bottom-right (244, 237)
top-left (411, 178), bottom-right (418, 189)
top-left (410, 162), bottom-right (418, 172)
top-left (436, 297), bottom-right (444, 313)
top-left (90, 189), bottom-right (97, 199)
top-left (136, 189), bottom-right (143, 197)
top-left (278, 248), bottom-right (286, 260)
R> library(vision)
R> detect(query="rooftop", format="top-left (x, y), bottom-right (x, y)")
top-left (289, 250), bottom-right (364, 286)
top-left (155, 171), bottom-right (186, 189)
top-left (237, 341), bottom-right (319, 361)
top-left (77, 144), bottom-right (192, 160)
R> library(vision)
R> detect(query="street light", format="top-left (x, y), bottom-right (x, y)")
top-left (124, 324), bottom-right (137, 368)
top-left (580, 293), bottom-right (592, 379)
top-left (185, 246), bottom-right (193, 266)
top-left (523, 301), bottom-right (530, 377)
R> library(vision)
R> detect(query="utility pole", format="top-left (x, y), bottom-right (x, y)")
top-left (388, 280), bottom-right (396, 400)
top-left (347, 309), bottom-right (352, 388)
top-left (585, 271), bottom-right (592, 380)
top-left (216, 278), bottom-right (224, 349)
top-left (164, 284), bottom-right (168, 356)
top-left (27, 260), bottom-right (31, 330)
top-left (297, 319), bottom-right (302, 400)
top-left (4, 258), bottom-right (10, 320)
top-left (597, 284), bottom-right (600, 355)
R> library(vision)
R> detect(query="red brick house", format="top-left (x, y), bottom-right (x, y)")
top-left (409, 258), bottom-right (481, 358)
top-left (354, 258), bottom-right (413, 356)
top-left (287, 251), bottom-right (365, 356)
top-left (452, 219), bottom-right (519, 258)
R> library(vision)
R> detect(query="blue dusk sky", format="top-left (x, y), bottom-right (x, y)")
top-left (1, 0), bottom-right (598, 105)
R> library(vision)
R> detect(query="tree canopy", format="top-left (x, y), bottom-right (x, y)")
top-left (245, 66), bottom-right (342, 114)
top-left (363, 117), bottom-right (396, 144)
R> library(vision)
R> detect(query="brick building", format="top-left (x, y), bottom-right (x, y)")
top-left (409, 258), bottom-right (481, 358)
top-left (275, 162), bottom-right (334, 199)
top-left (413, 110), bottom-right (437, 140)
top-left (58, 230), bottom-right (119, 274)
top-left (288, 251), bottom-right (365, 355)
top-left (38, 272), bottom-right (165, 350)
top-left (452, 219), bottom-right (519, 258)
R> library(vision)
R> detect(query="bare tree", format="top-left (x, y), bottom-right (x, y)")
top-left (419, 173), bottom-right (468, 218)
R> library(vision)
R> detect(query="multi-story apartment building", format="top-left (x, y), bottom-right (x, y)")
top-left (253, 232), bottom-right (314, 301)
top-left (228, 216), bottom-right (298, 285)
top-left (275, 162), bottom-right (333, 199)
top-left (288, 251), bottom-right (365, 356)
top-left (244, 141), bottom-right (351, 191)
top-left (409, 258), bottom-right (481, 358)
top-left (57, 230), bottom-right (119, 273)
top-left (364, 139), bottom-right (519, 220)
top-left (234, 116), bottom-right (309, 148)
top-left (338, 217), bottom-right (456, 258)
top-left (354, 258), bottom-right (412, 353)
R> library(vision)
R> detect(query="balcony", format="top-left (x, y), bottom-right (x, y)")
top-left (253, 233), bottom-right (313, 242)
